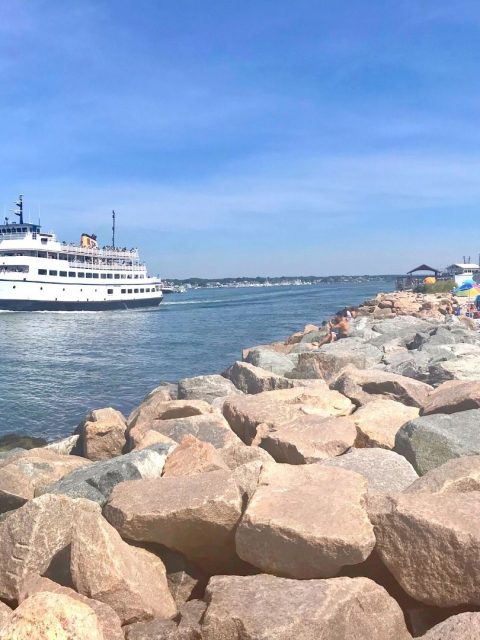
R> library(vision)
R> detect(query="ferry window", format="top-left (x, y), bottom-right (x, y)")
top-left (68, 272), bottom-right (76, 277)
top-left (127, 289), bottom-right (132, 293)
top-left (93, 273), bottom-right (99, 279)
top-left (77, 272), bottom-right (85, 278)
top-left (121, 274), bottom-right (126, 279)
top-left (86, 273), bottom-right (93, 279)
top-left (145, 288), bottom-right (150, 292)
top-left (140, 288), bottom-right (145, 293)
top-left (38, 269), bottom-right (47, 275)
top-left (49, 270), bottom-right (57, 276)
top-left (101, 274), bottom-right (107, 279)
top-left (107, 274), bottom-right (113, 279)
top-left (127, 275), bottom-right (132, 279)
top-left (59, 254), bottom-right (68, 261)
top-left (59, 271), bottom-right (67, 277)
top-left (114, 274), bottom-right (120, 279)
top-left (107, 289), bottom-right (113, 294)
top-left (134, 288), bottom-right (139, 293)
top-left (41, 238), bottom-right (47, 245)
top-left (121, 289), bottom-right (126, 294)
top-left (134, 275), bottom-right (139, 279)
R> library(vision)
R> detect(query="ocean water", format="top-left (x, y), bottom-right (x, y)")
top-left (0, 281), bottom-right (394, 441)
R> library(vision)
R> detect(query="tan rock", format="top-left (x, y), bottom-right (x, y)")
top-left (159, 548), bottom-right (207, 608)
top-left (259, 415), bottom-right (357, 463)
top-left (104, 469), bottom-right (243, 574)
top-left (404, 455), bottom-right (480, 495)
top-left (0, 448), bottom-right (91, 513)
top-left (332, 366), bottom-right (433, 408)
top-left (422, 380), bottom-right (480, 416)
top-left (133, 430), bottom-right (178, 451)
top-left (349, 399), bottom-right (419, 449)
top-left (130, 413), bottom-right (238, 451)
top-left (421, 612), bottom-right (480, 639)
top-left (235, 464), bottom-right (375, 578)
top-left (0, 600), bottom-right (12, 628)
top-left (162, 435), bottom-right (228, 477)
top-left (78, 407), bottom-right (127, 461)
top-left (372, 492), bottom-right (480, 606)
top-left (202, 574), bottom-right (412, 640)
top-left (0, 494), bottom-right (97, 601)
top-left (223, 386), bottom-right (353, 445)
top-left (219, 441), bottom-right (275, 469)
top-left (71, 504), bottom-right (176, 624)
top-left (18, 575), bottom-right (123, 640)
top-left (224, 361), bottom-right (294, 394)
top-left (0, 591), bottom-right (105, 640)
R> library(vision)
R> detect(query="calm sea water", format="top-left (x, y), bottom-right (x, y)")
top-left (0, 281), bottom-right (394, 441)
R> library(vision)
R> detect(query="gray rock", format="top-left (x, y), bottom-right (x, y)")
top-left (243, 347), bottom-right (297, 376)
top-left (178, 374), bottom-right (242, 403)
top-left (320, 448), bottom-right (418, 494)
top-left (123, 619), bottom-right (178, 640)
top-left (372, 316), bottom-right (437, 338)
top-left (224, 361), bottom-right (293, 394)
top-left (395, 410), bottom-right (480, 475)
top-left (41, 444), bottom-right (174, 505)
top-left (44, 435), bottom-right (80, 456)
top-left (288, 339), bottom-right (383, 382)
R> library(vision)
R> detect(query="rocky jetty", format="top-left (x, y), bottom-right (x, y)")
top-left (2, 289), bottom-right (480, 638)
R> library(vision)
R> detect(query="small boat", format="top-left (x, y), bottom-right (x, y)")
top-left (0, 196), bottom-right (163, 311)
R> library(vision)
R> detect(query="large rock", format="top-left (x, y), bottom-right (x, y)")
top-left (320, 448), bottom-right (418, 494)
top-left (224, 361), bottom-right (293, 394)
top-left (123, 618), bottom-right (178, 639)
top-left (77, 407), bottom-right (127, 461)
top-left (235, 464), bottom-right (375, 578)
top-left (223, 386), bottom-right (353, 445)
top-left (162, 435), bottom-right (228, 477)
top-left (0, 591), bottom-right (106, 640)
top-left (130, 413), bottom-right (239, 451)
top-left (18, 575), bottom-right (123, 640)
top-left (0, 601), bottom-right (11, 628)
top-left (218, 440), bottom-right (275, 470)
top-left (394, 410), bottom-right (480, 475)
top-left (41, 444), bottom-right (174, 505)
top-left (0, 494), bottom-right (97, 601)
top-left (421, 612), bottom-right (480, 639)
top-left (259, 415), bottom-right (356, 464)
top-left (288, 338), bottom-right (383, 382)
top-left (349, 399), bottom-right (419, 449)
top-left (243, 347), bottom-right (296, 376)
top-left (0, 448), bottom-right (91, 513)
top-left (372, 492), bottom-right (480, 606)
top-left (202, 574), bottom-right (412, 640)
top-left (421, 380), bottom-right (480, 416)
top-left (404, 455), bottom-right (480, 495)
top-left (428, 344), bottom-right (480, 382)
top-left (158, 548), bottom-right (207, 607)
top-left (178, 374), bottom-right (242, 403)
top-left (104, 469), bottom-right (243, 573)
top-left (71, 503), bottom-right (176, 624)
top-left (332, 366), bottom-right (433, 408)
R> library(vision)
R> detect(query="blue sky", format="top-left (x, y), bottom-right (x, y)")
top-left (1, 1), bottom-right (480, 277)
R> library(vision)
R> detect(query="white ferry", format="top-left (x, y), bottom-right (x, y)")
top-left (0, 197), bottom-right (163, 311)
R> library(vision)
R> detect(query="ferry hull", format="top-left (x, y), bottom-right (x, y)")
top-left (0, 297), bottom-right (163, 311)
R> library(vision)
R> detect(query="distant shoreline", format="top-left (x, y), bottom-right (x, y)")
top-left (164, 275), bottom-right (397, 289)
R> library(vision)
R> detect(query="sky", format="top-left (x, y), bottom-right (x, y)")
top-left (1, 1), bottom-right (480, 277)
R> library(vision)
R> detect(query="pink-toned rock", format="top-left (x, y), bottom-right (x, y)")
top-left (18, 575), bottom-right (123, 640)
top-left (0, 591), bottom-right (105, 640)
top-left (133, 430), bottom-right (177, 451)
top-left (421, 612), bottom-right (480, 639)
top-left (0, 494), bottom-right (97, 601)
top-left (349, 399), bottom-right (419, 449)
top-left (422, 380), bottom-right (480, 416)
top-left (259, 415), bottom-right (357, 463)
top-left (332, 366), bottom-right (433, 408)
top-left (202, 574), bottom-right (412, 640)
top-left (130, 413), bottom-right (238, 451)
top-left (224, 361), bottom-right (294, 394)
top-left (223, 386), bottom-right (353, 445)
top-left (162, 435), bottom-right (228, 477)
top-left (404, 455), bottom-right (480, 495)
top-left (372, 492), bottom-right (480, 606)
top-left (0, 448), bottom-right (91, 513)
top-left (104, 470), bottom-right (243, 574)
top-left (236, 464), bottom-right (375, 579)
top-left (71, 503), bottom-right (176, 624)
top-left (78, 407), bottom-right (127, 461)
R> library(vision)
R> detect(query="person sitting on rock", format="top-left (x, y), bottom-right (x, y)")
top-left (316, 312), bottom-right (349, 345)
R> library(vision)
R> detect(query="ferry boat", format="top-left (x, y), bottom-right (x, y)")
top-left (0, 197), bottom-right (163, 311)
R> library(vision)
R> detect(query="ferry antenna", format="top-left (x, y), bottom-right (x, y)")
top-left (112, 210), bottom-right (116, 248)
top-left (14, 195), bottom-right (24, 225)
